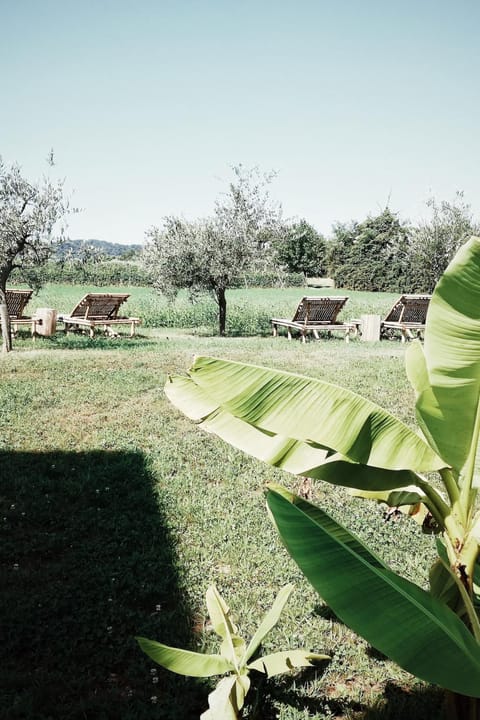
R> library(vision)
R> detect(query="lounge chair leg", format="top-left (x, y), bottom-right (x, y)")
top-left (287, 329), bottom-right (292, 341)
top-left (272, 324), bottom-right (277, 337)
top-left (105, 325), bottom-right (119, 338)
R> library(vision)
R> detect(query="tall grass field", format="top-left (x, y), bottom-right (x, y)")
top-left (1, 285), bottom-right (444, 720)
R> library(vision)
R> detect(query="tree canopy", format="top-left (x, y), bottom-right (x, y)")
top-left (273, 220), bottom-right (327, 277)
top-left (0, 157), bottom-right (70, 351)
top-left (144, 165), bottom-right (282, 335)
top-left (408, 192), bottom-right (478, 291)
top-left (327, 208), bottom-right (413, 292)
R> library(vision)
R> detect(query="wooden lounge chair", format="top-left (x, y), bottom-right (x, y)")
top-left (381, 294), bottom-right (431, 342)
top-left (271, 296), bottom-right (355, 343)
top-left (59, 293), bottom-right (141, 338)
top-left (6, 289), bottom-right (36, 337)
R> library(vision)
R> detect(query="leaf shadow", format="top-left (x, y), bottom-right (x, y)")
top-left (246, 672), bottom-right (444, 720)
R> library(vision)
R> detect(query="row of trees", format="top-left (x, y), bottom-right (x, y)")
top-left (0, 156), bottom-right (478, 347)
top-left (145, 168), bottom-right (478, 333)
top-left (271, 196), bottom-right (477, 293)
top-left (326, 194), bottom-right (477, 292)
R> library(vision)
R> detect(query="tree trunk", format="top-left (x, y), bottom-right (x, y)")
top-left (216, 287), bottom-right (227, 336)
top-left (0, 287), bottom-right (12, 353)
top-left (445, 692), bottom-right (480, 720)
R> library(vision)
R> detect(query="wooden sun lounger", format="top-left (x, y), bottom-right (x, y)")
top-left (381, 294), bottom-right (431, 342)
top-left (59, 293), bottom-right (141, 338)
top-left (271, 296), bottom-right (355, 343)
top-left (5, 289), bottom-right (59, 339)
top-left (6, 289), bottom-right (36, 337)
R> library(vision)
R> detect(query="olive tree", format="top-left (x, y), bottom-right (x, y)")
top-left (0, 157), bottom-right (70, 351)
top-left (144, 165), bottom-right (282, 335)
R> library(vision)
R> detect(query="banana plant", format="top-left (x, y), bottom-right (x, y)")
top-left (164, 236), bottom-right (480, 717)
top-left (136, 584), bottom-right (327, 720)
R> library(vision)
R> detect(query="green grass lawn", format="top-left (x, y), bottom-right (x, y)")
top-left (0, 290), bottom-right (445, 719)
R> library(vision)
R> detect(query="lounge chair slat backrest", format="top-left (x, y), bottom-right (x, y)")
top-left (5, 289), bottom-right (34, 318)
top-left (68, 293), bottom-right (130, 320)
top-left (292, 296), bottom-right (349, 325)
top-left (384, 294), bottom-right (431, 325)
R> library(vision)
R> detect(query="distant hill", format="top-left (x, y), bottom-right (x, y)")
top-left (56, 239), bottom-right (143, 259)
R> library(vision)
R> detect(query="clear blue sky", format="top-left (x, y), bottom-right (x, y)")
top-left (2, 0), bottom-right (479, 244)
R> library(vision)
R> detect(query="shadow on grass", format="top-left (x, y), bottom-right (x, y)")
top-left (0, 450), bottom-right (205, 720)
top-left (248, 671), bottom-right (444, 720)
top-left (363, 681), bottom-right (445, 719)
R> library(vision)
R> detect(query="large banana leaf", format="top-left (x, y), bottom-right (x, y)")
top-left (166, 374), bottom-right (421, 490)
top-left (266, 487), bottom-right (480, 697)
top-left (418, 236), bottom-right (480, 476)
top-left (135, 637), bottom-right (232, 677)
top-left (165, 358), bottom-right (445, 474)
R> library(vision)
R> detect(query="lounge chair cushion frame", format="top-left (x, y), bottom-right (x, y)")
top-left (59, 293), bottom-right (141, 338)
top-left (5, 289), bottom-right (39, 337)
top-left (381, 294), bottom-right (431, 342)
top-left (271, 296), bottom-right (355, 343)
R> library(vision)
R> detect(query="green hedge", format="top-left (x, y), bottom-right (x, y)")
top-left (38, 262), bottom-right (150, 286)
top-left (229, 271), bottom-right (304, 288)
top-left (11, 263), bottom-right (304, 289)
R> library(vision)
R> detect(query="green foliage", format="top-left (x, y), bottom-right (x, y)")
top-left (17, 263), bottom-right (303, 290)
top-left (408, 192), bottom-right (478, 292)
top-left (23, 259), bottom-right (151, 286)
top-left (325, 195), bottom-right (478, 295)
top-left (137, 584), bottom-right (327, 719)
top-left (229, 270), bottom-right (304, 289)
top-left (165, 237), bottom-right (480, 713)
top-left (0, 157), bottom-right (70, 289)
top-left (273, 220), bottom-right (327, 277)
top-left (327, 209), bottom-right (413, 292)
top-left (0, 156), bottom-right (72, 351)
top-left (144, 165), bottom-right (283, 335)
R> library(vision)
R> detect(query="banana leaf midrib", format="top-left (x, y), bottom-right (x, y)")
top-left (270, 492), bottom-right (480, 666)
top-left (186, 357), bottom-right (445, 472)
